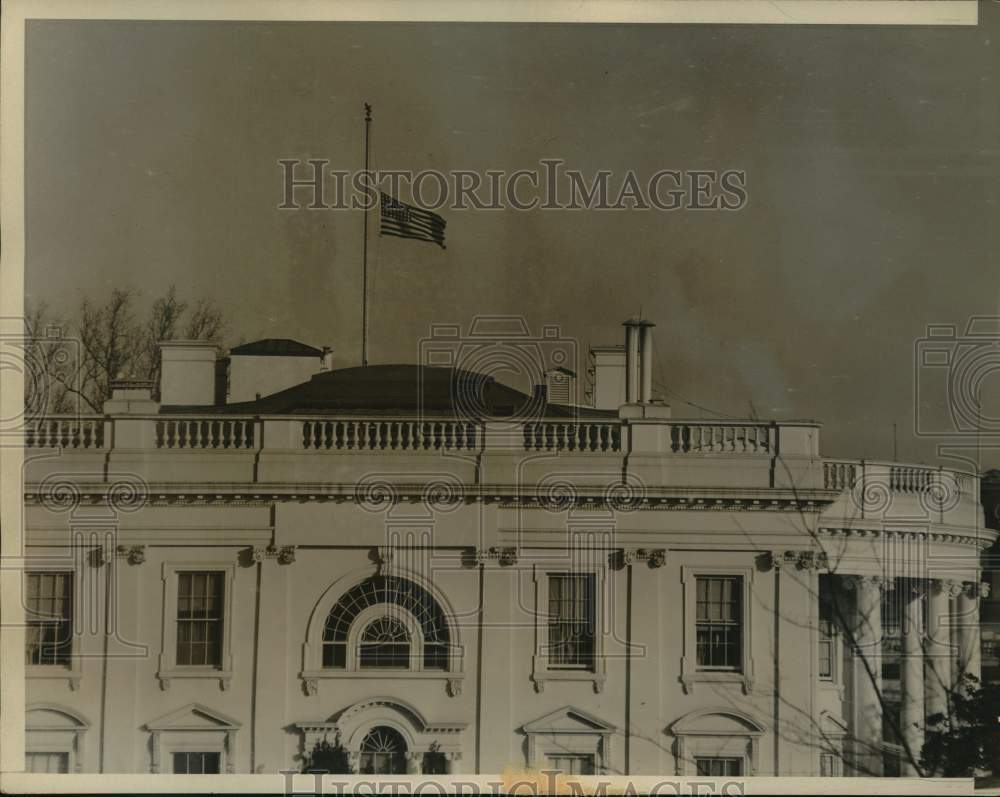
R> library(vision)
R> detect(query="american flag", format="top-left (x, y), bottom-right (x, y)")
top-left (379, 193), bottom-right (447, 249)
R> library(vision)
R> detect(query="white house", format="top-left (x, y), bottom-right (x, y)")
top-left (21, 319), bottom-right (994, 777)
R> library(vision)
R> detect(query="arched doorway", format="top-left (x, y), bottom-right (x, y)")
top-left (358, 726), bottom-right (407, 775)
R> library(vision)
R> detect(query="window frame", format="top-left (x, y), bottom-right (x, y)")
top-left (694, 756), bottom-right (744, 777)
top-left (25, 705), bottom-right (89, 774)
top-left (681, 566), bottom-right (755, 695)
top-left (172, 750), bottom-right (222, 774)
top-left (300, 568), bottom-right (464, 695)
top-left (24, 751), bottom-right (70, 774)
top-left (158, 563), bottom-right (235, 691)
top-left (24, 566), bottom-right (82, 690)
top-left (545, 752), bottom-right (596, 775)
top-left (531, 565), bottom-right (607, 693)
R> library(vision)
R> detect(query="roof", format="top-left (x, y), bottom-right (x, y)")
top-left (230, 338), bottom-right (324, 357)
top-left (164, 364), bottom-right (617, 419)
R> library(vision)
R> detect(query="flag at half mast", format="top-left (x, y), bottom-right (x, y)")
top-left (379, 192), bottom-right (447, 249)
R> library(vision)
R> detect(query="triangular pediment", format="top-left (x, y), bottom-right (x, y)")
top-left (146, 702), bottom-right (241, 731)
top-left (522, 706), bottom-right (616, 735)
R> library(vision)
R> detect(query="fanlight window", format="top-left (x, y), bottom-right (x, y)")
top-left (359, 726), bottom-right (407, 775)
top-left (322, 576), bottom-right (450, 670)
top-left (359, 617), bottom-right (411, 669)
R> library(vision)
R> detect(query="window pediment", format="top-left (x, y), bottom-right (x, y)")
top-left (145, 703), bottom-right (241, 732)
top-left (670, 708), bottom-right (765, 737)
top-left (522, 706), bottom-right (617, 735)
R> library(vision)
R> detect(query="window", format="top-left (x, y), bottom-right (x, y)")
top-left (422, 751), bottom-right (448, 775)
top-left (359, 727), bottom-right (407, 775)
top-left (818, 619), bottom-right (836, 680)
top-left (25, 572), bottom-right (73, 666)
top-left (322, 576), bottom-right (450, 671)
top-left (695, 757), bottom-right (743, 777)
top-left (25, 752), bottom-right (69, 773)
top-left (696, 576), bottom-right (742, 670)
top-left (820, 752), bottom-right (842, 776)
top-left (547, 573), bottom-right (595, 670)
top-left (818, 577), bottom-right (839, 682)
top-left (175, 572), bottom-right (225, 667)
top-left (158, 564), bottom-right (235, 690)
top-left (172, 752), bottom-right (220, 774)
top-left (359, 616), bottom-right (411, 669)
top-left (546, 753), bottom-right (595, 774)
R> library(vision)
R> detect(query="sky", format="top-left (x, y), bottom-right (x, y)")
top-left (24, 11), bottom-right (1000, 466)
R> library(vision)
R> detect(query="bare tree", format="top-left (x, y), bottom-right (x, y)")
top-left (24, 286), bottom-right (226, 413)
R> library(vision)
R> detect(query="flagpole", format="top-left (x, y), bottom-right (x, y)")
top-left (362, 102), bottom-right (372, 367)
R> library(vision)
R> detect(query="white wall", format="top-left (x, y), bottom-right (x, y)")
top-left (228, 355), bottom-right (322, 403)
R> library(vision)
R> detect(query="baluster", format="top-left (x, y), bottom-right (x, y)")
top-left (454, 423), bottom-right (464, 450)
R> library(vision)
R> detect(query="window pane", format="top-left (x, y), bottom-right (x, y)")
top-left (25, 572), bottom-right (73, 666)
top-left (694, 576), bottom-right (742, 670)
top-left (176, 571), bottom-right (224, 667)
top-left (25, 752), bottom-right (69, 773)
top-left (547, 573), bottom-right (596, 670)
top-left (546, 754), bottom-right (595, 775)
top-left (695, 757), bottom-right (742, 776)
top-left (173, 752), bottom-right (220, 774)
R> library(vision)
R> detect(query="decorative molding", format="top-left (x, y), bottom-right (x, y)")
top-left (251, 544), bottom-right (296, 564)
top-left (116, 545), bottom-right (146, 565)
top-left (475, 546), bottom-right (518, 567)
top-left (818, 526), bottom-right (991, 549)
top-left (304, 678), bottom-right (318, 696)
top-left (447, 678), bottom-right (463, 697)
top-left (617, 548), bottom-right (667, 569)
top-left (761, 549), bottom-right (829, 572)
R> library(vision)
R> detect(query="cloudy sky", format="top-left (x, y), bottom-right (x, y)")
top-left (24, 10), bottom-right (1000, 466)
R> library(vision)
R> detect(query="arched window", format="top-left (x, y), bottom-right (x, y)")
top-left (359, 617), bottom-right (410, 669)
top-left (359, 726), bottom-right (406, 775)
top-left (322, 576), bottom-right (450, 670)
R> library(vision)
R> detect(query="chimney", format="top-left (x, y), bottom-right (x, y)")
top-left (587, 346), bottom-right (626, 410)
top-left (623, 318), bottom-right (641, 403)
top-left (159, 340), bottom-right (219, 406)
top-left (639, 319), bottom-right (655, 403)
top-left (103, 378), bottom-right (158, 414)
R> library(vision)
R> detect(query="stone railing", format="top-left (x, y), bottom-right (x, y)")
top-left (302, 419), bottom-right (479, 451)
top-left (521, 421), bottom-right (622, 452)
top-left (822, 458), bottom-right (977, 501)
top-left (24, 416), bottom-right (106, 449)
top-left (823, 460), bottom-right (858, 490)
top-left (665, 421), bottom-right (773, 454)
top-left (155, 417), bottom-right (256, 450)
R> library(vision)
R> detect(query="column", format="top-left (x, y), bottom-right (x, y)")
top-left (956, 581), bottom-right (984, 688)
top-left (847, 575), bottom-right (887, 776)
top-left (899, 580), bottom-right (925, 777)
top-left (924, 580), bottom-right (954, 723)
top-left (405, 752), bottom-right (422, 774)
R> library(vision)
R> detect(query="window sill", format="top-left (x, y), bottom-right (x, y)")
top-left (681, 670), bottom-right (753, 695)
top-left (531, 668), bottom-right (606, 694)
top-left (157, 668), bottom-right (232, 692)
top-left (299, 669), bottom-right (464, 697)
top-left (26, 665), bottom-right (81, 691)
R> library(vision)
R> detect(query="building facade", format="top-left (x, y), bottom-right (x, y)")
top-left (20, 320), bottom-right (995, 777)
